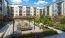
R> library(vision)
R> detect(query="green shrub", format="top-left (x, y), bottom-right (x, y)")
top-left (54, 24), bottom-right (65, 32)
top-left (43, 29), bottom-right (58, 36)
top-left (60, 17), bottom-right (65, 24)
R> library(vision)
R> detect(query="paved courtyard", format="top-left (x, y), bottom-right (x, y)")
top-left (1, 20), bottom-right (65, 38)
top-left (2, 20), bottom-right (42, 38)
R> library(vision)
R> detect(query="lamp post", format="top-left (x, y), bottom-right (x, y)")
top-left (13, 19), bottom-right (14, 34)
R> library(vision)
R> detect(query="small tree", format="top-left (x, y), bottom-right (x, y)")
top-left (35, 16), bottom-right (40, 23)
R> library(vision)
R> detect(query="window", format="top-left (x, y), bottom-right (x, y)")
top-left (23, 8), bottom-right (25, 10)
top-left (31, 8), bottom-right (33, 10)
top-left (30, 14), bottom-right (32, 16)
top-left (23, 11), bottom-right (25, 13)
top-left (11, 7), bottom-right (14, 14)
top-left (0, 10), bottom-right (2, 14)
top-left (36, 14), bottom-right (39, 16)
top-left (16, 11), bottom-right (18, 13)
top-left (19, 7), bottom-right (22, 15)
top-left (26, 7), bottom-right (30, 11)
top-left (37, 11), bottom-right (39, 13)
top-left (24, 14), bottom-right (26, 16)
top-left (15, 14), bottom-right (18, 16)
top-left (30, 11), bottom-right (32, 13)
top-left (0, 2), bottom-right (2, 7)
top-left (37, 9), bottom-right (39, 10)
top-left (0, 3), bottom-right (1, 6)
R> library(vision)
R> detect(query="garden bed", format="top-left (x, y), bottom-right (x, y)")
top-left (54, 25), bottom-right (65, 32)
top-left (11, 29), bottom-right (58, 38)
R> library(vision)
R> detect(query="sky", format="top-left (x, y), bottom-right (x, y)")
top-left (8, 0), bottom-right (58, 7)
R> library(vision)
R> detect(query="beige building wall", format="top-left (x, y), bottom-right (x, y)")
top-left (22, 6), bottom-right (26, 16)
top-left (61, 2), bottom-right (64, 16)
top-left (14, 7), bottom-right (19, 16)
top-left (42, 8), bottom-right (43, 14)
top-left (36, 7), bottom-right (40, 17)
top-left (49, 5), bottom-right (53, 16)
top-left (30, 7), bottom-right (34, 16)
top-left (9, 5), bottom-right (42, 17)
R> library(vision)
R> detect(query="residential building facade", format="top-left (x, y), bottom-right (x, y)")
top-left (0, 0), bottom-right (8, 16)
top-left (8, 0), bottom-right (65, 17)
top-left (43, 0), bottom-right (65, 16)
top-left (9, 5), bottom-right (41, 17)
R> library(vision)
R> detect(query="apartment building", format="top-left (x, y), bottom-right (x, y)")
top-left (8, 0), bottom-right (65, 17)
top-left (9, 5), bottom-right (41, 17)
top-left (0, 0), bottom-right (8, 16)
top-left (43, 0), bottom-right (65, 16)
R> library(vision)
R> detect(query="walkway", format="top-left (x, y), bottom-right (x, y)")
top-left (48, 26), bottom-right (64, 34)
top-left (0, 23), bottom-right (10, 37)
top-left (3, 24), bottom-right (13, 38)
top-left (44, 26), bottom-right (65, 38)
top-left (3, 21), bottom-right (19, 38)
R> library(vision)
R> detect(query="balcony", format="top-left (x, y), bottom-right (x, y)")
top-left (0, 0), bottom-right (2, 2)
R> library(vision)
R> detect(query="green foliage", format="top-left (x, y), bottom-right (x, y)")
top-left (36, 25), bottom-right (58, 36)
top-left (54, 24), bottom-right (65, 32)
top-left (39, 15), bottom-right (65, 32)
top-left (43, 29), bottom-right (58, 36)
top-left (35, 16), bottom-right (40, 23)
top-left (40, 14), bottom-right (52, 25)
top-left (60, 17), bottom-right (65, 24)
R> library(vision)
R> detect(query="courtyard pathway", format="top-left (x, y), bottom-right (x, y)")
top-left (3, 24), bottom-right (13, 38)
top-left (3, 21), bottom-right (19, 38)
top-left (0, 23), bottom-right (10, 37)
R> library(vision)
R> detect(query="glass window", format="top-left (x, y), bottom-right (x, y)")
top-left (26, 7), bottom-right (30, 11)
top-left (0, 10), bottom-right (2, 14)
top-left (30, 11), bottom-right (32, 13)
top-left (23, 11), bottom-right (25, 13)
top-left (0, 4), bottom-right (1, 6)
top-left (19, 7), bottom-right (22, 14)
top-left (16, 11), bottom-right (18, 13)
top-left (37, 9), bottom-right (39, 10)
top-left (37, 14), bottom-right (39, 16)
top-left (24, 14), bottom-right (26, 16)
top-left (15, 14), bottom-right (18, 16)
top-left (0, 0), bottom-right (2, 3)
top-left (30, 8), bottom-right (33, 10)
top-left (0, 2), bottom-right (2, 7)
top-left (37, 11), bottom-right (39, 13)
top-left (30, 14), bottom-right (32, 16)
